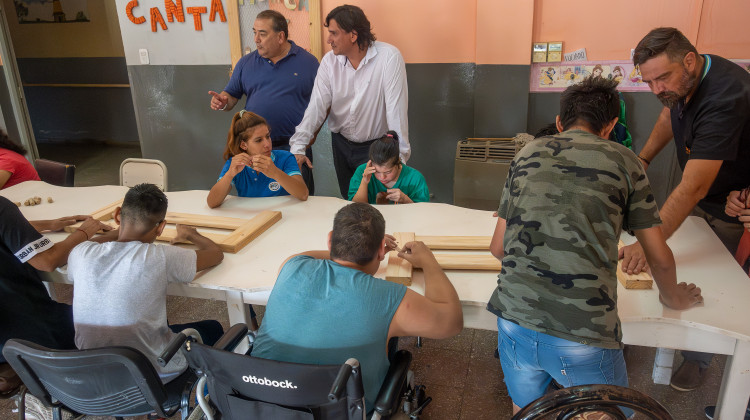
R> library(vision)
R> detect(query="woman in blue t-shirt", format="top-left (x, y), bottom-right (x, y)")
top-left (208, 111), bottom-right (308, 208)
top-left (348, 131), bottom-right (429, 204)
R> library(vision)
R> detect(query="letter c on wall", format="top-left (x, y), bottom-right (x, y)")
top-left (126, 0), bottom-right (146, 24)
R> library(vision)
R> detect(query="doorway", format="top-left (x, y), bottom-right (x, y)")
top-left (0, 0), bottom-right (140, 187)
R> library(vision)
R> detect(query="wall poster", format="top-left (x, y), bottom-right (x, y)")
top-left (15, 0), bottom-right (89, 24)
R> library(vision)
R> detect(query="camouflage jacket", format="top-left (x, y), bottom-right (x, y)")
top-left (487, 130), bottom-right (661, 349)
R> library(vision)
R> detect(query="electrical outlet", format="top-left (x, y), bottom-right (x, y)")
top-left (139, 49), bottom-right (150, 65)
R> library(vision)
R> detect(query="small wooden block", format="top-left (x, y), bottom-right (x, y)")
top-left (386, 232), bottom-right (415, 285)
top-left (616, 260), bottom-right (653, 289)
top-left (416, 235), bottom-right (491, 250)
top-left (616, 240), bottom-right (653, 289)
top-left (434, 254), bottom-right (501, 271)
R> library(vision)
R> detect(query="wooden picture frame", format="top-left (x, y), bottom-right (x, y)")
top-left (385, 233), bottom-right (499, 285)
top-left (66, 199), bottom-right (281, 254)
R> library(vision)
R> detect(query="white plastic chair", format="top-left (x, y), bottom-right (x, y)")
top-left (119, 158), bottom-right (168, 191)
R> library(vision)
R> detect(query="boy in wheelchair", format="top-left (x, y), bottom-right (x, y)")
top-left (250, 202), bottom-right (464, 411)
top-left (67, 183), bottom-right (226, 383)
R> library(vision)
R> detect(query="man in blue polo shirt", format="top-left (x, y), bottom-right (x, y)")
top-left (209, 9), bottom-right (319, 193)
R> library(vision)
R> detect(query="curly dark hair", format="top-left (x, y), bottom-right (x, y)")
top-left (325, 5), bottom-right (376, 51)
top-left (0, 130), bottom-right (27, 155)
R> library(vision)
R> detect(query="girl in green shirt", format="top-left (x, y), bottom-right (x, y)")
top-left (348, 131), bottom-right (429, 204)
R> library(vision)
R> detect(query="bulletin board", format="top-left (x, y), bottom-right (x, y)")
top-left (530, 59), bottom-right (750, 93)
top-left (226, 0), bottom-right (322, 70)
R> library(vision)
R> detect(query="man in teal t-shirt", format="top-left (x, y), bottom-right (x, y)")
top-left (252, 203), bottom-right (463, 410)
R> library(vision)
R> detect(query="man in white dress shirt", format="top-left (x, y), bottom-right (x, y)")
top-left (288, 4), bottom-right (410, 198)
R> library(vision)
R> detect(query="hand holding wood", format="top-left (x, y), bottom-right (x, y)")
top-left (397, 241), bottom-right (437, 269)
top-left (618, 242), bottom-right (649, 274)
top-left (172, 224), bottom-right (197, 245)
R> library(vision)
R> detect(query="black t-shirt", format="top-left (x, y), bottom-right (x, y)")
top-left (0, 196), bottom-right (74, 361)
top-left (671, 54), bottom-right (750, 222)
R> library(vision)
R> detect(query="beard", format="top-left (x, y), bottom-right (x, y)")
top-left (657, 67), bottom-right (697, 108)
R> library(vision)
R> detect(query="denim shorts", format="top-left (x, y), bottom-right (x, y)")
top-left (497, 317), bottom-right (633, 417)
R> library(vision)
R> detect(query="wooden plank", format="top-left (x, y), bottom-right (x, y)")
top-left (222, 210), bottom-right (282, 253)
top-left (385, 232), bottom-right (415, 286)
top-left (158, 228), bottom-right (230, 250)
top-left (165, 212), bottom-right (247, 230)
top-left (89, 199), bottom-right (122, 221)
top-left (417, 235), bottom-right (491, 250)
top-left (308, 0), bottom-right (323, 60)
top-left (64, 220), bottom-right (117, 233)
top-left (226, 0), bottom-right (242, 70)
top-left (434, 254), bottom-right (501, 271)
top-left (617, 240), bottom-right (653, 289)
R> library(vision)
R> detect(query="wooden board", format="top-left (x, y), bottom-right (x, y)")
top-left (616, 240), bottom-right (653, 289)
top-left (65, 199), bottom-right (281, 254)
top-left (89, 199), bottom-right (122, 221)
top-left (221, 211), bottom-right (282, 253)
top-left (417, 235), bottom-right (491, 250)
top-left (434, 254), bottom-right (501, 271)
top-left (385, 232), bottom-right (415, 286)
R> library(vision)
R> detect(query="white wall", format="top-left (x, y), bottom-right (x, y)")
top-left (114, 0), bottom-right (231, 65)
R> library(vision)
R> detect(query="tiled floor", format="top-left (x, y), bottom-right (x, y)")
top-left (0, 142), bottom-right (729, 419)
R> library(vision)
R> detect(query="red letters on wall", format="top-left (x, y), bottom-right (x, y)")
top-left (125, 0), bottom-right (225, 32)
top-left (165, 0), bottom-right (186, 23)
top-left (209, 0), bottom-right (227, 23)
top-left (186, 6), bottom-right (207, 31)
top-left (126, 0), bottom-right (146, 24)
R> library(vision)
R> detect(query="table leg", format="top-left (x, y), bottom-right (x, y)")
top-left (715, 339), bottom-right (750, 419)
top-left (225, 291), bottom-right (252, 326)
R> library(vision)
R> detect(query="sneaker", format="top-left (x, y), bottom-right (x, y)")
top-left (22, 393), bottom-right (74, 420)
top-left (670, 360), bottom-right (706, 391)
top-left (705, 405), bottom-right (750, 419)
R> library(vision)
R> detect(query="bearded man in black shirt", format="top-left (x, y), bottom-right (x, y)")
top-left (619, 27), bottom-right (750, 418)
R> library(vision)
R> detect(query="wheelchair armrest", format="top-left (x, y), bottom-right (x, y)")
top-left (213, 323), bottom-right (249, 351)
top-left (159, 332), bottom-right (189, 367)
top-left (328, 362), bottom-right (353, 402)
top-left (373, 350), bottom-right (412, 416)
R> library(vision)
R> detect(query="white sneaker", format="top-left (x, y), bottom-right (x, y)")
top-left (21, 393), bottom-right (75, 420)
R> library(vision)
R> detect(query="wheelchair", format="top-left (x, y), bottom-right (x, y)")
top-left (171, 323), bottom-right (432, 420)
top-left (511, 384), bottom-right (674, 420)
top-left (1, 328), bottom-right (231, 420)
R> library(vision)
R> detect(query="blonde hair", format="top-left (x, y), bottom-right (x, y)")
top-left (222, 111), bottom-right (269, 160)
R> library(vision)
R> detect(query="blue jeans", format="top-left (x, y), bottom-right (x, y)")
top-left (497, 317), bottom-right (633, 417)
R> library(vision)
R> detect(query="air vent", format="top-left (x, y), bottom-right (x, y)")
top-left (454, 138), bottom-right (519, 211)
top-left (456, 138), bottom-right (517, 162)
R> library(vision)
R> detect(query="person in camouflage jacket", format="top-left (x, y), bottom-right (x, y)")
top-left (487, 76), bottom-right (703, 415)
